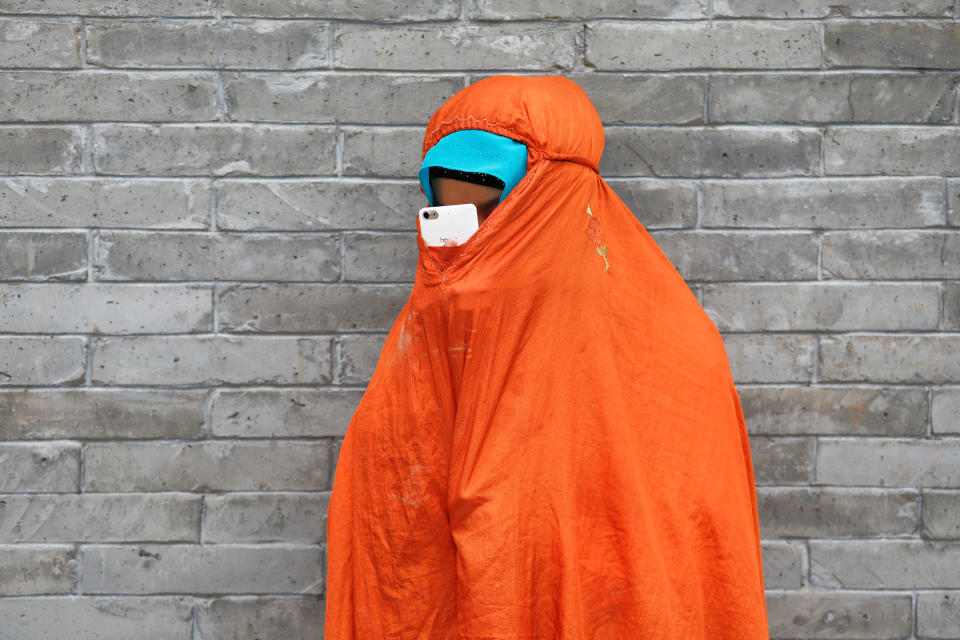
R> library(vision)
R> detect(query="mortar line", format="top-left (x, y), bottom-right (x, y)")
top-left (212, 282), bottom-right (219, 333)
top-left (944, 177), bottom-right (951, 225)
top-left (79, 442), bottom-right (86, 491)
top-left (84, 336), bottom-right (93, 385)
top-left (192, 601), bottom-right (200, 640)
top-left (209, 177), bottom-right (217, 231)
top-left (917, 488), bottom-right (925, 539)
top-left (335, 126), bottom-right (343, 176)
top-left (703, 73), bottom-right (710, 123)
top-left (802, 539), bottom-right (810, 587)
top-left (939, 280), bottom-right (946, 333)
top-left (332, 337), bottom-right (342, 386)
top-left (911, 591), bottom-right (918, 639)
top-left (75, 543), bottom-right (83, 595)
top-left (199, 494), bottom-right (206, 544)
top-left (78, 17), bottom-right (87, 67)
top-left (215, 71), bottom-right (227, 121)
top-left (328, 18), bottom-right (335, 68)
top-left (203, 389), bottom-right (213, 439)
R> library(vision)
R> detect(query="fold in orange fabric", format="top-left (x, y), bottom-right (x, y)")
top-left (324, 75), bottom-right (769, 639)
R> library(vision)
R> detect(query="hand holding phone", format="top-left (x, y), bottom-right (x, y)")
top-left (418, 203), bottom-right (480, 247)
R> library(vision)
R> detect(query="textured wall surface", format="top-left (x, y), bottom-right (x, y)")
top-left (0, 0), bottom-right (959, 638)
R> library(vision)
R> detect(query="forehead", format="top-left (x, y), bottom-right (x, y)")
top-left (431, 177), bottom-right (502, 202)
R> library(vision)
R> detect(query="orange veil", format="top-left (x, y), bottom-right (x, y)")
top-left (324, 75), bottom-right (769, 639)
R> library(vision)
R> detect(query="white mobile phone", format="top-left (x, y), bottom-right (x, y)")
top-left (418, 203), bottom-right (480, 247)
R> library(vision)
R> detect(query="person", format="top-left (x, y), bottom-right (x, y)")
top-left (431, 169), bottom-right (502, 235)
top-left (324, 75), bottom-right (769, 639)
top-left (430, 169), bottom-right (504, 246)
top-left (417, 128), bottom-right (530, 244)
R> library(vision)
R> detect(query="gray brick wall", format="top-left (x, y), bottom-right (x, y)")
top-left (0, 1), bottom-right (958, 637)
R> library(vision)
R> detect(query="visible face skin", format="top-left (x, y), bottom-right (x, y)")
top-left (431, 177), bottom-right (504, 232)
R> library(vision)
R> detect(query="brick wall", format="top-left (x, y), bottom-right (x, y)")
top-left (1, 1), bottom-right (958, 637)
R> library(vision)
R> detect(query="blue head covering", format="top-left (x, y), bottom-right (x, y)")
top-left (418, 129), bottom-right (528, 207)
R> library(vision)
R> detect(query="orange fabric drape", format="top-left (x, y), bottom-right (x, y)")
top-left (324, 75), bottom-right (769, 639)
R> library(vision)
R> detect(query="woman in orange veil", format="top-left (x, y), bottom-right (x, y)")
top-left (324, 75), bottom-right (769, 639)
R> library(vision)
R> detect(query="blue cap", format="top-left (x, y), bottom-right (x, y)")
top-left (418, 129), bottom-right (528, 207)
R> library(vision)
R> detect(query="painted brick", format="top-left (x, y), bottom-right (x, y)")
top-left (710, 72), bottom-right (955, 123)
top-left (748, 436), bottom-right (815, 485)
top-left (917, 590), bottom-right (960, 638)
top-left (0, 389), bottom-right (205, 440)
top-left (196, 595), bottom-right (326, 639)
top-left (825, 126), bottom-right (960, 175)
top-left (0, 19), bottom-right (81, 67)
top-left (0, 231), bottom-right (87, 280)
top-left (823, 230), bottom-right (960, 279)
top-left (702, 177), bottom-right (945, 228)
top-left (766, 591), bottom-right (913, 638)
top-left (204, 492), bottom-right (329, 543)
top-left (338, 333), bottom-right (388, 384)
top-left (923, 490), bottom-right (960, 539)
top-left (585, 21), bottom-right (820, 70)
top-left (820, 335), bottom-right (960, 384)
top-left (343, 232), bottom-right (418, 281)
top-left (0, 1), bottom-right (214, 15)
top-left (932, 389), bottom-right (960, 435)
top-left (224, 73), bottom-right (462, 124)
top-left (948, 179), bottom-right (960, 227)
top-left (86, 20), bottom-right (330, 69)
top-left (92, 124), bottom-right (337, 176)
top-left (760, 540), bottom-right (805, 589)
top-left (604, 179), bottom-right (699, 228)
top-left (716, 0), bottom-right (952, 16)
top-left (218, 283), bottom-right (410, 332)
top-left (81, 543), bottom-right (324, 594)
top-left (211, 388), bottom-right (362, 438)
top-left (223, 0), bottom-right (458, 20)
top-left (94, 232), bottom-right (340, 281)
top-left (0, 337), bottom-right (86, 385)
top-left (91, 336), bottom-right (333, 385)
top-left (757, 487), bottom-right (919, 538)
top-left (215, 179), bottom-right (421, 232)
top-left (702, 282), bottom-right (939, 331)
top-left (737, 385), bottom-right (927, 437)
top-left (334, 24), bottom-right (578, 70)
top-left (0, 544), bottom-right (77, 595)
top-left (825, 21), bottom-right (960, 69)
top-left (0, 597), bottom-right (194, 639)
top-left (946, 283), bottom-right (960, 330)
top-left (84, 441), bottom-right (332, 492)
top-left (0, 178), bottom-right (209, 229)
top-left (722, 334), bottom-right (816, 383)
top-left (601, 127), bottom-right (820, 177)
top-left (0, 442), bottom-right (80, 492)
top-left (817, 438), bottom-right (960, 488)
top-left (0, 71), bottom-right (218, 122)
top-left (474, 0), bottom-right (707, 19)
top-left (0, 126), bottom-right (86, 174)
top-left (0, 284), bottom-right (214, 332)
top-left (342, 127), bottom-right (424, 178)
top-left (810, 540), bottom-right (960, 588)
top-left (0, 493), bottom-right (201, 542)
top-left (651, 231), bottom-right (819, 281)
